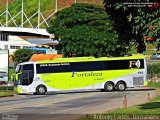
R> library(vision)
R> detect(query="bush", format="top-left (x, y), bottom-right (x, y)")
top-left (148, 82), bottom-right (160, 88)
top-left (147, 62), bottom-right (160, 78)
top-left (0, 86), bottom-right (14, 91)
top-left (147, 62), bottom-right (160, 74)
top-left (12, 49), bottom-right (34, 65)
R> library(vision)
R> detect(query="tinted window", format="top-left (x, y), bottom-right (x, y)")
top-left (86, 61), bottom-right (104, 71)
top-left (36, 59), bottom-right (144, 74)
top-left (70, 62), bottom-right (86, 71)
top-left (19, 64), bottom-right (34, 85)
top-left (20, 71), bottom-right (34, 85)
top-left (36, 62), bottom-right (103, 74)
top-left (36, 63), bottom-right (70, 74)
top-left (23, 64), bottom-right (34, 71)
top-left (104, 59), bottom-right (144, 70)
top-left (104, 61), bottom-right (119, 70)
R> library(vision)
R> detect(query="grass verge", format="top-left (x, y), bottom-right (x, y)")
top-left (109, 96), bottom-right (160, 114)
top-left (148, 82), bottom-right (160, 88)
top-left (79, 96), bottom-right (160, 120)
top-left (0, 86), bottom-right (15, 97)
top-left (0, 91), bottom-right (15, 97)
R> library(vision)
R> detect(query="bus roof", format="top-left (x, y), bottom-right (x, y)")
top-left (18, 61), bottom-right (35, 65)
top-left (36, 55), bottom-right (145, 63)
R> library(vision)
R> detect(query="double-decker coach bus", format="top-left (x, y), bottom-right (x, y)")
top-left (15, 55), bottom-right (147, 95)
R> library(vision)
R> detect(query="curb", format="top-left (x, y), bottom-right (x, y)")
top-left (0, 94), bottom-right (14, 98)
top-left (156, 88), bottom-right (160, 95)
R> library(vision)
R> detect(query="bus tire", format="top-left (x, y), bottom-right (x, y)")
top-left (36, 85), bottom-right (47, 95)
top-left (104, 82), bottom-right (114, 92)
top-left (100, 89), bottom-right (105, 92)
top-left (116, 81), bottom-right (126, 91)
top-left (33, 92), bottom-right (38, 95)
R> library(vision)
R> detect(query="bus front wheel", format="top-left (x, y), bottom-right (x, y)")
top-left (104, 82), bottom-right (115, 92)
top-left (35, 85), bottom-right (47, 95)
top-left (116, 81), bottom-right (126, 91)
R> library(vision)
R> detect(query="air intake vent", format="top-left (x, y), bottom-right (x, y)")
top-left (133, 77), bottom-right (144, 85)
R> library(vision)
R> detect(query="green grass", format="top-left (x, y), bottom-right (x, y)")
top-left (110, 96), bottom-right (160, 115)
top-left (0, 86), bottom-right (15, 97)
top-left (0, 86), bottom-right (14, 91)
top-left (79, 96), bottom-right (160, 120)
top-left (148, 82), bottom-right (160, 88)
top-left (0, 91), bottom-right (15, 97)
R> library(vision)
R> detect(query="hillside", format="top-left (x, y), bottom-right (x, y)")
top-left (0, 0), bottom-right (102, 28)
top-left (0, 0), bottom-right (13, 11)
top-left (0, 0), bottom-right (6, 10)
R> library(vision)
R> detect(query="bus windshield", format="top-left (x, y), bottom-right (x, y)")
top-left (16, 64), bottom-right (34, 86)
top-left (15, 65), bottom-right (22, 73)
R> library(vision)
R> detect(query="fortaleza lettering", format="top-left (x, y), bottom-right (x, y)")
top-left (72, 72), bottom-right (102, 77)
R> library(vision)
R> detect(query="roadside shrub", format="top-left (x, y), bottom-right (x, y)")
top-left (147, 62), bottom-right (160, 78)
top-left (148, 82), bottom-right (160, 88)
top-left (12, 49), bottom-right (34, 65)
top-left (0, 86), bottom-right (14, 91)
top-left (147, 62), bottom-right (160, 74)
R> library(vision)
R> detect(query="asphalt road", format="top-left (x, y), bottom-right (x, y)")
top-left (0, 88), bottom-right (158, 120)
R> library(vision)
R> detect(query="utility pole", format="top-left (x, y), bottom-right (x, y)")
top-left (55, 0), bottom-right (58, 13)
top-left (37, 0), bottom-right (41, 29)
top-left (21, 0), bottom-right (24, 27)
top-left (6, 0), bottom-right (9, 27)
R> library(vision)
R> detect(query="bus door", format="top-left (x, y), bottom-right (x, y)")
top-left (18, 64), bottom-right (34, 86)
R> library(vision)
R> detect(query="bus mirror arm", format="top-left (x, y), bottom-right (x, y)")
top-left (16, 72), bottom-right (22, 80)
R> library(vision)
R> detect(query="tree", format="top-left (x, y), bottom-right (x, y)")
top-left (48, 3), bottom-right (122, 57)
top-left (12, 49), bottom-right (34, 65)
top-left (103, 0), bottom-right (160, 53)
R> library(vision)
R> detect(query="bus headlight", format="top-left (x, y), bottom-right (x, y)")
top-left (17, 87), bottom-right (22, 93)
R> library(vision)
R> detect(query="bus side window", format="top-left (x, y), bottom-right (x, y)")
top-left (103, 61), bottom-right (119, 70)
top-left (36, 63), bottom-right (70, 74)
top-left (86, 61), bottom-right (104, 71)
top-left (70, 62), bottom-right (86, 72)
top-left (53, 65), bottom-right (70, 73)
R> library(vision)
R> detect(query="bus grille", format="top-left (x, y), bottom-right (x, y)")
top-left (133, 77), bottom-right (144, 85)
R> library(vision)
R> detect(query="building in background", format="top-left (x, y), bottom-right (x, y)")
top-left (1, 36), bottom-right (36, 54)
top-left (0, 50), bottom-right (8, 82)
top-left (0, 27), bottom-right (59, 54)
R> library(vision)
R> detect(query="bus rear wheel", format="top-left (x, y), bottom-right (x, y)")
top-left (36, 85), bottom-right (47, 95)
top-left (104, 82), bottom-right (114, 92)
top-left (116, 82), bottom-right (126, 91)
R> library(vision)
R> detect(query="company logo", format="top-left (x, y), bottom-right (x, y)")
top-left (72, 72), bottom-right (102, 77)
top-left (129, 60), bottom-right (141, 68)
